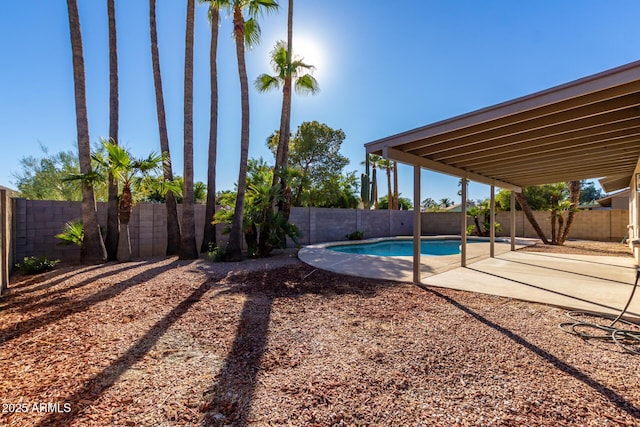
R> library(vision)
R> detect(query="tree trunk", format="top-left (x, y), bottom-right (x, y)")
top-left (106, 0), bottom-right (119, 261)
top-left (150, 0), bottom-right (181, 255)
top-left (392, 161), bottom-right (398, 210)
top-left (66, 0), bottom-right (106, 264)
top-left (372, 166), bottom-right (378, 209)
top-left (226, 5), bottom-right (251, 261)
top-left (559, 180), bottom-right (581, 245)
top-left (550, 208), bottom-right (557, 244)
top-left (179, 0), bottom-right (198, 260)
top-left (515, 191), bottom-right (549, 244)
top-left (117, 222), bottom-right (131, 262)
top-left (201, 5), bottom-right (219, 253)
top-left (386, 166), bottom-right (392, 209)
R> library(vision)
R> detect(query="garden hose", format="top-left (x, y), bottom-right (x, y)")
top-left (559, 267), bottom-right (640, 355)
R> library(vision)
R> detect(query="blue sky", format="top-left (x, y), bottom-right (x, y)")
top-left (2, 1), bottom-right (640, 204)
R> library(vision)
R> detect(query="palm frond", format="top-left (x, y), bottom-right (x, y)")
top-left (243, 17), bottom-right (261, 47)
top-left (294, 74), bottom-right (320, 95)
top-left (254, 73), bottom-right (280, 92)
top-left (247, 0), bottom-right (278, 18)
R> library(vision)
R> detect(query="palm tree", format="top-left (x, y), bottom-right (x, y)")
top-left (179, 0), bottom-right (198, 259)
top-left (439, 197), bottom-right (452, 208)
top-left (105, 0), bottom-right (119, 261)
top-left (559, 180), bottom-right (581, 244)
top-left (378, 159), bottom-right (392, 210)
top-left (93, 142), bottom-right (165, 261)
top-left (200, 0), bottom-right (220, 253)
top-left (515, 192), bottom-right (549, 244)
top-left (213, 0), bottom-right (279, 261)
top-left (149, 0), bottom-right (182, 255)
top-left (369, 154), bottom-right (381, 209)
top-left (66, 0), bottom-right (107, 263)
top-left (392, 160), bottom-right (398, 210)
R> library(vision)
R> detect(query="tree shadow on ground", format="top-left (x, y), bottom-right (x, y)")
top-left (0, 259), bottom-right (179, 344)
top-left (419, 285), bottom-right (640, 419)
top-left (35, 261), bottom-right (216, 426)
top-left (200, 266), bottom-right (398, 426)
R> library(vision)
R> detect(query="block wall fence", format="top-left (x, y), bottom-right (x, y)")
top-left (9, 198), bottom-right (629, 263)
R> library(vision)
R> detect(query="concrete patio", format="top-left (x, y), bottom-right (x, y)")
top-left (299, 244), bottom-right (640, 320)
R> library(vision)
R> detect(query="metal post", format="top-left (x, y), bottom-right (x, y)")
top-left (413, 165), bottom-right (421, 283)
top-left (490, 184), bottom-right (495, 257)
top-left (510, 190), bottom-right (516, 251)
top-left (460, 177), bottom-right (467, 267)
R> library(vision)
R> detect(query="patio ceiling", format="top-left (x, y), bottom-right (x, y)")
top-left (365, 60), bottom-right (640, 193)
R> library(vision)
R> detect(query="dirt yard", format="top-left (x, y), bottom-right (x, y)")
top-left (1, 242), bottom-right (639, 426)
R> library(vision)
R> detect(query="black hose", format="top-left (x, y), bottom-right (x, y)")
top-left (559, 267), bottom-right (640, 354)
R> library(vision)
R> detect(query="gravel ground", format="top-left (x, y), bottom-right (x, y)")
top-left (0, 242), bottom-right (639, 426)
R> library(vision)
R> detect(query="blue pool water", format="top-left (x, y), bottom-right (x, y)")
top-left (329, 239), bottom-right (481, 256)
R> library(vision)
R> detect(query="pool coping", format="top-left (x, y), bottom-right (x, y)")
top-left (298, 235), bottom-right (537, 282)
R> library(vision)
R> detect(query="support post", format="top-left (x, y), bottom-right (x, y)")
top-left (490, 184), bottom-right (495, 258)
top-left (413, 166), bottom-right (421, 283)
top-left (510, 191), bottom-right (516, 251)
top-left (460, 177), bottom-right (467, 267)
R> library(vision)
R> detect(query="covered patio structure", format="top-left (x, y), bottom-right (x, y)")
top-left (365, 60), bottom-right (640, 284)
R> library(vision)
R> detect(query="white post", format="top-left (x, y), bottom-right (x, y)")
top-left (490, 184), bottom-right (495, 258)
top-left (413, 165), bottom-right (421, 283)
top-left (461, 177), bottom-right (467, 267)
top-left (510, 191), bottom-right (516, 251)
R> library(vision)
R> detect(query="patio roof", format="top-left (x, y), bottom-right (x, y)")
top-left (365, 60), bottom-right (640, 193)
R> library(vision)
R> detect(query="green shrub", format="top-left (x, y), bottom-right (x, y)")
top-left (15, 256), bottom-right (60, 275)
top-left (206, 243), bottom-right (226, 262)
top-left (55, 219), bottom-right (84, 246)
top-left (347, 230), bottom-right (364, 240)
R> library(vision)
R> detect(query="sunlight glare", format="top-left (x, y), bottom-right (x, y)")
top-left (292, 35), bottom-right (324, 78)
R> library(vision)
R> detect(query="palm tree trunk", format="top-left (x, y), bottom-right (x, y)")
top-left (226, 5), bottom-right (251, 261)
top-left (66, 0), bottom-right (107, 264)
top-left (386, 166), bottom-right (392, 209)
top-left (106, 0), bottom-right (119, 261)
top-left (392, 160), bottom-right (398, 210)
top-left (179, 0), bottom-right (198, 259)
top-left (150, 0), bottom-right (181, 255)
top-left (117, 186), bottom-right (133, 262)
top-left (559, 180), bottom-right (581, 245)
top-left (515, 192), bottom-right (549, 244)
top-left (201, 5), bottom-right (219, 253)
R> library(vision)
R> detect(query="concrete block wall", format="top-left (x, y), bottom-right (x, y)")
top-left (10, 199), bottom-right (632, 262)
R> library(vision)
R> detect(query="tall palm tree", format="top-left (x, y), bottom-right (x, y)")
top-left (149, 0), bottom-right (182, 255)
top-left (66, 0), bottom-right (107, 263)
top-left (392, 160), bottom-right (398, 210)
top-left (105, 0), bottom-right (119, 261)
top-left (200, 0), bottom-right (220, 253)
top-left (369, 154), bottom-right (381, 209)
top-left (255, 38), bottom-right (319, 171)
top-left (179, 0), bottom-right (198, 259)
top-left (378, 159), bottom-right (392, 210)
top-left (213, 0), bottom-right (279, 261)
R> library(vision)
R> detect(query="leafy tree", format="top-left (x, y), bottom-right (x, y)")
top-left (268, 121), bottom-right (353, 207)
top-left (421, 197), bottom-right (439, 210)
top-left (149, 0), bottom-right (181, 255)
top-left (66, 0), bottom-right (107, 263)
top-left (13, 145), bottom-right (105, 201)
top-left (379, 195), bottom-right (412, 210)
top-left (579, 180), bottom-right (604, 205)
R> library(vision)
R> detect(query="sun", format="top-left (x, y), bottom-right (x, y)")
top-left (292, 35), bottom-right (324, 77)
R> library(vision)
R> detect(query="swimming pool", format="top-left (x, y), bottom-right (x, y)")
top-left (329, 238), bottom-right (481, 257)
